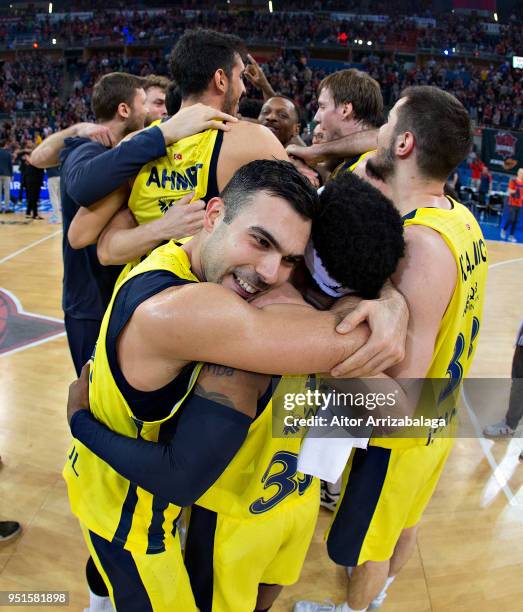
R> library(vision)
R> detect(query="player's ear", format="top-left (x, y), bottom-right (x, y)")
top-left (341, 101), bottom-right (353, 120)
top-left (396, 130), bottom-right (415, 159)
top-left (203, 197), bottom-right (224, 232)
top-left (117, 102), bottom-right (131, 120)
top-left (213, 68), bottom-right (227, 95)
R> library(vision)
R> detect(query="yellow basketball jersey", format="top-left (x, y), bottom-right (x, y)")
top-left (196, 376), bottom-right (320, 519)
top-left (63, 242), bottom-right (203, 553)
top-left (128, 124), bottom-right (222, 227)
top-left (371, 198), bottom-right (487, 448)
top-left (330, 150), bottom-right (376, 180)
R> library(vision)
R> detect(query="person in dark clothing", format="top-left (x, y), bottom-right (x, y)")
top-left (0, 141), bottom-right (13, 213)
top-left (58, 72), bottom-right (148, 375)
top-left (24, 155), bottom-right (44, 219)
top-left (478, 165), bottom-right (492, 207)
top-left (483, 320), bottom-right (523, 437)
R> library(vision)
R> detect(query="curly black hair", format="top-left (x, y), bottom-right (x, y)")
top-left (312, 171), bottom-right (405, 299)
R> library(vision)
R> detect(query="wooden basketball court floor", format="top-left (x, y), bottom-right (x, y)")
top-left (0, 218), bottom-right (522, 612)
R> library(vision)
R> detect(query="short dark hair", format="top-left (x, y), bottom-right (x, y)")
top-left (165, 82), bottom-right (181, 115)
top-left (142, 74), bottom-right (171, 93)
top-left (221, 160), bottom-right (320, 223)
top-left (91, 72), bottom-right (144, 121)
top-left (396, 86), bottom-right (472, 181)
top-left (319, 69), bottom-right (383, 129)
top-left (313, 172), bottom-right (404, 299)
top-left (169, 29), bottom-right (247, 98)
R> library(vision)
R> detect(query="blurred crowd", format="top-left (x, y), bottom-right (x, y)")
top-left (0, 6), bottom-right (521, 55)
top-left (0, 4), bottom-right (522, 152)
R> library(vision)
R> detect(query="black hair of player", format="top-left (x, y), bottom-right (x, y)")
top-left (239, 97), bottom-right (264, 119)
top-left (169, 29), bottom-right (247, 98)
top-left (221, 160), bottom-right (320, 224)
top-left (165, 82), bottom-right (182, 115)
top-left (313, 172), bottom-right (405, 299)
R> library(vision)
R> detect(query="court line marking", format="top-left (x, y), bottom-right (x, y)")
top-left (460, 255), bottom-right (523, 507)
top-left (0, 287), bottom-right (65, 359)
top-left (0, 228), bottom-right (62, 265)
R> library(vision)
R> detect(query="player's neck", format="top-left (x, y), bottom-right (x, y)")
top-left (181, 92), bottom-right (223, 112)
top-left (98, 119), bottom-right (127, 145)
top-left (389, 167), bottom-right (448, 216)
top-left (182, 236), bottom-right (205, 282)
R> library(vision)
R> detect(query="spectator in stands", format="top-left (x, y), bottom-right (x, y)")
top-left (501, 167), bottom-right (523, 242)
top-left (142, 74), bottom-right (170, 126)
top-left (0, 141), bottom-right (13, 214)
top-left (469, 155), bottom-right (486, 191)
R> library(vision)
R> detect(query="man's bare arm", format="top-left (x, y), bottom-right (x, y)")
top-left (218, 120), bottom-right (288, 190)
top-left (386, 225), bottom-right (457, 378)
top-left (287, 129), bottom-right (378, 165)
top-left (96, 194), bottom-right (206, 265)
top-left (29, 123), bottom-right (115, 168)
top-left (68, 185), bottom-right (129, 249)
top-left (133, 282), bottom-right (369, 377)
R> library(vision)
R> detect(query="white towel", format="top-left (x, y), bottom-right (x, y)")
top-left (298, 432), bottom-right (370, 483)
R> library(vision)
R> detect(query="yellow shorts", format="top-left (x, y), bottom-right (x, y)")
top-left (326, 437), bottom-right (453, 566)
top-left (81, 522), bottom-right (197, 612)
top-left (184, 488), bottom-right (320, 612)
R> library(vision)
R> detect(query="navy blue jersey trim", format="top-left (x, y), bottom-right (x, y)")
top-left (204, 130), bottom-right (224, 204)
top-left (326, 446), bottom-right (391, 566)
top-left (184, 504), bottom-right (218, 612)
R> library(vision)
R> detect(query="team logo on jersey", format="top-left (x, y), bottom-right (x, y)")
top-left (0, 288), bottom-right (64, 357)
top-left (494, 131), bottom-right (517, 158)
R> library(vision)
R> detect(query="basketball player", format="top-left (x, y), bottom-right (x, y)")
top-left (310, 69), bottom-right (383, 179)
top-left (66, 169), bottom-right (405, 612)
top-left (65, 29), bottom-right (291, 265)
top-left (258, 96), bottom-right (304, 147)
top-left (141, 74), bottom-right (170, 126)
top-left (295, 86), bottom-right (488, 612)
top-left (63, 160), bottom-right (397, 611)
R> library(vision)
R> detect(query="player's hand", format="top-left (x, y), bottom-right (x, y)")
top-left (250, 282), bottom-right (308, 308)
top-left (330, 281), bottom-right (408, 377)
top-left (288, 156), bottom-right (320, 188)
top-left (244, 54), bottom-right (274, 93)
top-left (286, 143), bottom-right (326, 165)
top-left (67, 362), bottom-right (91, 426)
top-left (159, 104), bottom-right (238, 145)
top-left (154, 192), bottom-right (206, 240)
top-left (75, 123), bottom-right (115, 148)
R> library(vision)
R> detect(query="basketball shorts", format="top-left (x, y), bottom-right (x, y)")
top-left (81, 522), bottom-right (197, 611)
top-left (326, 437), bottom-right (454, 566)
top-left (184, 488), bottom-right (320, 612)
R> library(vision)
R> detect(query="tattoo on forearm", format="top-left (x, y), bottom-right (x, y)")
top-left (202, 364), bottom-right (235, 377)
top-left (194, 383), bottom-right (236, 410)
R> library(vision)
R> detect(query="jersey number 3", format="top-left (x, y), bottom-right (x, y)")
top-left (439, 316), bottom-right (480, 403)
top-left (249, 451), bottom-right (312, 514)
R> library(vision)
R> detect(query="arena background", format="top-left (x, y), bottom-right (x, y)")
top-left (0, 1), bottom-right (522, 611)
